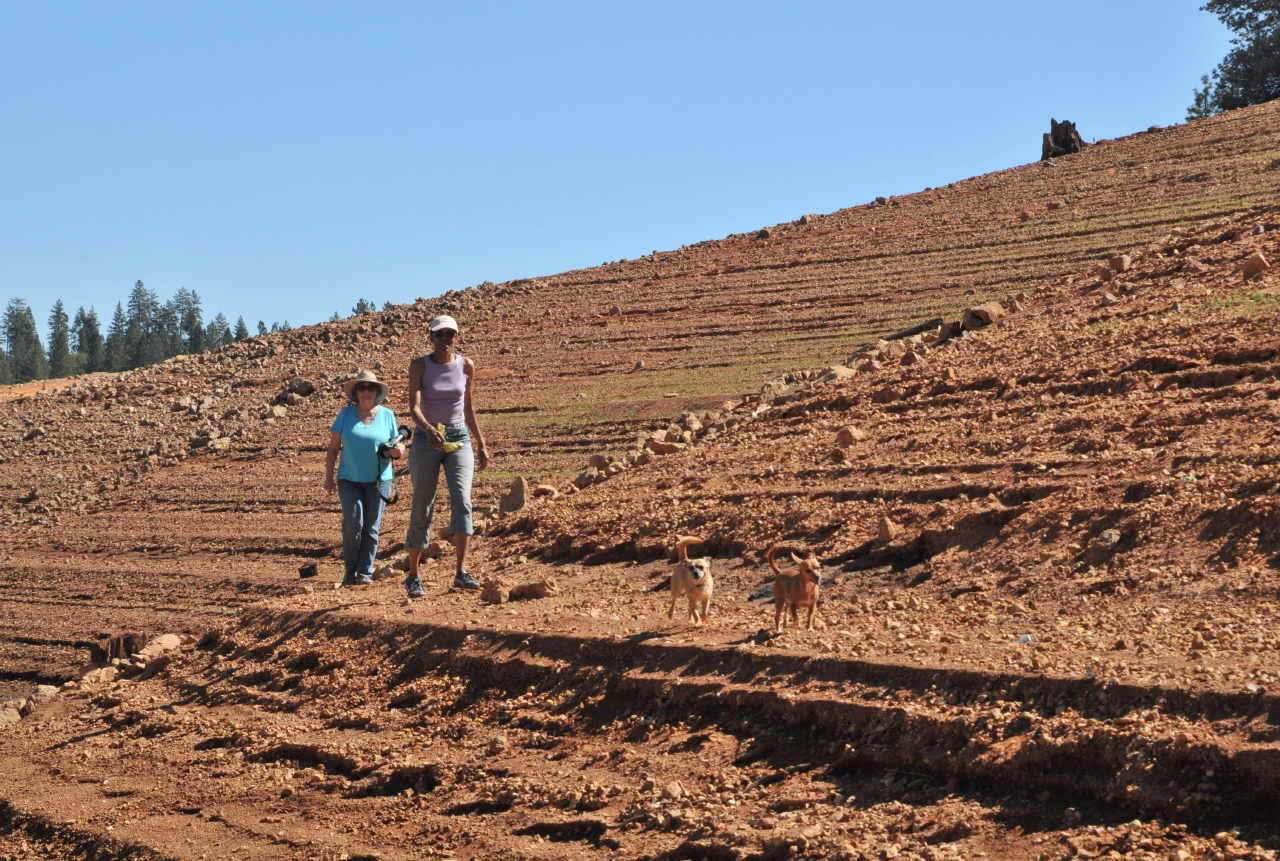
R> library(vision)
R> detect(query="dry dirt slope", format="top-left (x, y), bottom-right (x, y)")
top-left (1, 103), bottom-right (1280, 861)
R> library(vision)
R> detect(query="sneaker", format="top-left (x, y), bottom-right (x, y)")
top-left (341, 574), bottom-right (359, 587)
top-left (404, 576), bottom-right (425, 599)
top-left (453, 571), bottom-right (482, 591)
top-left (353, 574), bottom-right (374, 586)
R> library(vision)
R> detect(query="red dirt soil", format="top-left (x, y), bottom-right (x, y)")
top-left (3, 103), bottom-right (1280, 860)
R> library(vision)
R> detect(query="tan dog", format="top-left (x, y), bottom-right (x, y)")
top-left (767, 545), bottom-right (822, 631)
top-left (668, 536), bottom-right (713, 624)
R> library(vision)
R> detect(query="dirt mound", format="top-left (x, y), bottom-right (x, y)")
top-left (3, 102), bottom-right (1280, 858)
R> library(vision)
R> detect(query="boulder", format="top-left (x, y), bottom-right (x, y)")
top-left (30, 685), bottom-right (58, 704)
top-left (137, 634), bottom-right (182, 662)
top-left (878, 515), bottom-right (898, 543)
top-left (937, 320), bottom-right (963, 341)
top-left (819, 366), bottom-right (856, 384)
top-left (268, 405), bottom-right (288, 419)
top-left (1242, 252), bottom-right (1271, 280)
top-left (835, 426), bottom-right (865, 446)
top-left (531, 484), bottom-right (559, 499)
top-left (588, 453), bottom-right (611, 470)
top-left (574, 467), bottom-right (601, 488)
top-left (422, 540), bottom-right (448, 560)
top-left (480, 577), bottom-right (511, 605)
top-left (901, 351), bottom-right (924, 366)
top-left (500, 477), bottom-right (529, 514)
top-left (961, 302), bottom-right (1006, 330)
top-left (510, 579), bottom-right (557, 600)
top-left (872, 387), bottom-right (902, 404)
top-left (0, 708), bottom-right (20, 727)
top-left (1108, 254), bottom-right (1132, 273)
top-left (645, 440), bottom-right (686, 456)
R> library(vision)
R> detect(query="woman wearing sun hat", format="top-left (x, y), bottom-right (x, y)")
top-left (403, 314), bottom-right (491, 597)
top-left (324, 370), bottom-right (404, 586)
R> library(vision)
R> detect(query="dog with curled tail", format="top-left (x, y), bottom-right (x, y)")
top-left (767, 545), bottom-right (822, 631)
top-left (668, 535), bottom-right (713, 624)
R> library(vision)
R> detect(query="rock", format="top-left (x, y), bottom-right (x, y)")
top-left (878, 515), bottom-right (898, 543)
top-left (0, 708), bottom-right (20, 727)
top-left (631, 360), bottom-right (644, 371)
top-left (1100, 291), bottom-right (1120, 306)
top-left (831, 448), bottom-right (847, 463)
top-left (588, 453), bottom-right (611, 470)
top-left (1242, 251), bottom-right (1271, 279)
top-left (531, 484), bottom-right (559, 499)
top-left (799, 214), bottom-right (813, 225)
top-left (640, 777), bottom-right (656, 793)
top-left (1108, 254), bottom-right (1132, 273)
top-left (872, 387), bottom-right (902, 404)
top-left (662, 780), bottom-right (685, 800)
top-left (268, 405), bottom-right (288, 419)
top-left (937, 320), bottom-right (963, 341)
top-left (422, 540), bottom-right (448, 560)
top-left (81, 666), bottom-right (118, 684)
top-left (500, 477), bottom-right (529, 514)
top-left (487, 734), bottom-right (508, 756)
top-left (287, 378), bottom-right (316, 396)
top-left (961, 302), bottom-right (1006, 330)
top-left (835, 426), bottom-right (865, 447)
top-left (137, 634), bottom-right (182, 661)
top-left (575, 467), bottom-right (601, 488)
top-left (901, 351), bottom-right (924, 366)
top-left (1096, 529), bottom-right (1121, 548)
top-left (30, 685), bottom-right (58, 704)
top-left (645, 440), bottom-right (686, 456)
top-left (171, 396), bottom-right (193, 412)
top-left (510, 579), bottom-right (557, 600)
top-left (480, 578), bottom-right (511, 605)
top-left (208, 437), bottom-right (231, 452)
top-left (757, 228), bottom-right (771, 239)
top-left (819, 366), bottom-right (856, 384)
top-left (299, 562), bottom-right (319, 579)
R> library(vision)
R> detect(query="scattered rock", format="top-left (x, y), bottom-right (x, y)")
top-left (487, 734), bottom-right (508, 756)
top-left (531, 484), bottom-right (559, 499)
top-left (662, 780), bottom-right (685, 800)
top-left (961, 301), bottom-right (1007, 330)
top-left (878, 515), bottom-right (898, 543)
top-left (0, 708), bottom-right (20, 727)
top-left (575, 467), bottom-right (601, 488)
top-left (30, 685), bottom-right (58, 704)
top-left (1109, 254), bottom-right (1132, 273)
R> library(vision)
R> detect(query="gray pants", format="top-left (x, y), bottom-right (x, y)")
top-left (407, 423), bottom-right (474, 548)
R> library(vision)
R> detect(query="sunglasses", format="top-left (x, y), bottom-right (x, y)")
top-left (355, 382), bottom-right (379, 392)
top-left (433, 330), bottom-right (457, 340)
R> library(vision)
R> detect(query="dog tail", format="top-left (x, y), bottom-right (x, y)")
top-left (676, 535), bottom-right (705, 562)
top-left (766, 545), bottom-right (783, 576)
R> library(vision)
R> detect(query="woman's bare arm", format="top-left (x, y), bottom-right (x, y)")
top-left (462, 357), bottom-right (489, 470)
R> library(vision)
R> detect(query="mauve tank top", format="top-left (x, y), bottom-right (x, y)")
top-left (420, 354), bottom-right (466, 425)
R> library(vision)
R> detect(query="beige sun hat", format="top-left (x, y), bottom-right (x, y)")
top-left (342, 370), bottom-right (389, 405)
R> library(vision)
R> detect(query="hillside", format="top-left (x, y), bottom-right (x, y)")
top-left (2, 102), bottom-right (1280, 861)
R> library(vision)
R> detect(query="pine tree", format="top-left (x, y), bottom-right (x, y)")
top-left (280, 320), bottom-right (291, 331)
top-left (205, 313), bottom-right (231, 348)
top-left (47, 300), bottom-right (72, 378)
top-left (234, 316), bottom-right (249, 341)
top-left (1189, 1), bottom-right (1280, 118)
top-left (383, 301), bottom-right (395, 311)
top-left (257, 321), bottom-right (268, 336)
top-left (175, 288), bottom-right (205, 353)
top-left (72, 306), bottom-right (104, 372)
top-left (352, 298), bottom-right (374, 315)
top-left (104, 302), bottom-right (128, 372)
top-left (0, 348), bottom-right (11, 385)
top-left (2, 299), bottom-right (48, 382)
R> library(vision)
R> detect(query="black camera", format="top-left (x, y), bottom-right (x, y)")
top-left (378, 425), bottom-right (412, 458)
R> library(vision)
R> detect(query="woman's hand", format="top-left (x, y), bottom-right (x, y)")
top-left (323, 475), bottom-right (336, 495)
top-left (388, 442), bottom-right (405, 460)
top-left (478, 447), bottom-right (491, 471)
top-left (421, 424), bottom-right (446, 451)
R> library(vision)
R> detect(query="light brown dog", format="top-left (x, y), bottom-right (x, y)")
top-left (767, 545), bottom-right (822, 631)
top-left (668, 536), bottom-right (713, 624)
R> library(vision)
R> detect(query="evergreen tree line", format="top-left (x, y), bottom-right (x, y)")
top-left (1188, 1), bottom-right (1280, 118)
top-left (0, 281), bottom-right (292, 385)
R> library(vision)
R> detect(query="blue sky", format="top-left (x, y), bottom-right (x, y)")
top-left (1, 2), bottom-right (1230, 336)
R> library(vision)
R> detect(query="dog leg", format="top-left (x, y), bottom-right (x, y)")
top-left (668, 581), bottom-right (682, 620)
top-left (806, 605), bottom-right (816, 631)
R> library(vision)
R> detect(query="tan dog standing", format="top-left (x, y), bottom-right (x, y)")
top-left (668, 536), bottom-right (713, 624)
top-left (767, 545), bottom-right (822, 631)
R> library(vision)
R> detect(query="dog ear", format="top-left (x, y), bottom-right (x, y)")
top-left (790, 552), bottom-right (804, 564)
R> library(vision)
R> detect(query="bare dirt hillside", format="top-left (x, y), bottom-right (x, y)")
top-left (3, 102), bottom-right (1280, 861)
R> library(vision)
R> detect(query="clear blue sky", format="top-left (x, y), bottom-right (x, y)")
top-left (1, 1), bottom-right (1230, 337)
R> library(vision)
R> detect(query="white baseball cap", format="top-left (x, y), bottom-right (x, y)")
top-left (429, 315), bottom-right (458, 333)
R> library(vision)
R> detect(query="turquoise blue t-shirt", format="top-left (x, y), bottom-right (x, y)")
top-left (331, 404), bottom-right (398, 483)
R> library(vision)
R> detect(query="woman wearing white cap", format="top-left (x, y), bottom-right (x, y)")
top-left (403, 315), bottom-right (491, 596)
top-left (324, 370), bottom-right (405, 586)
